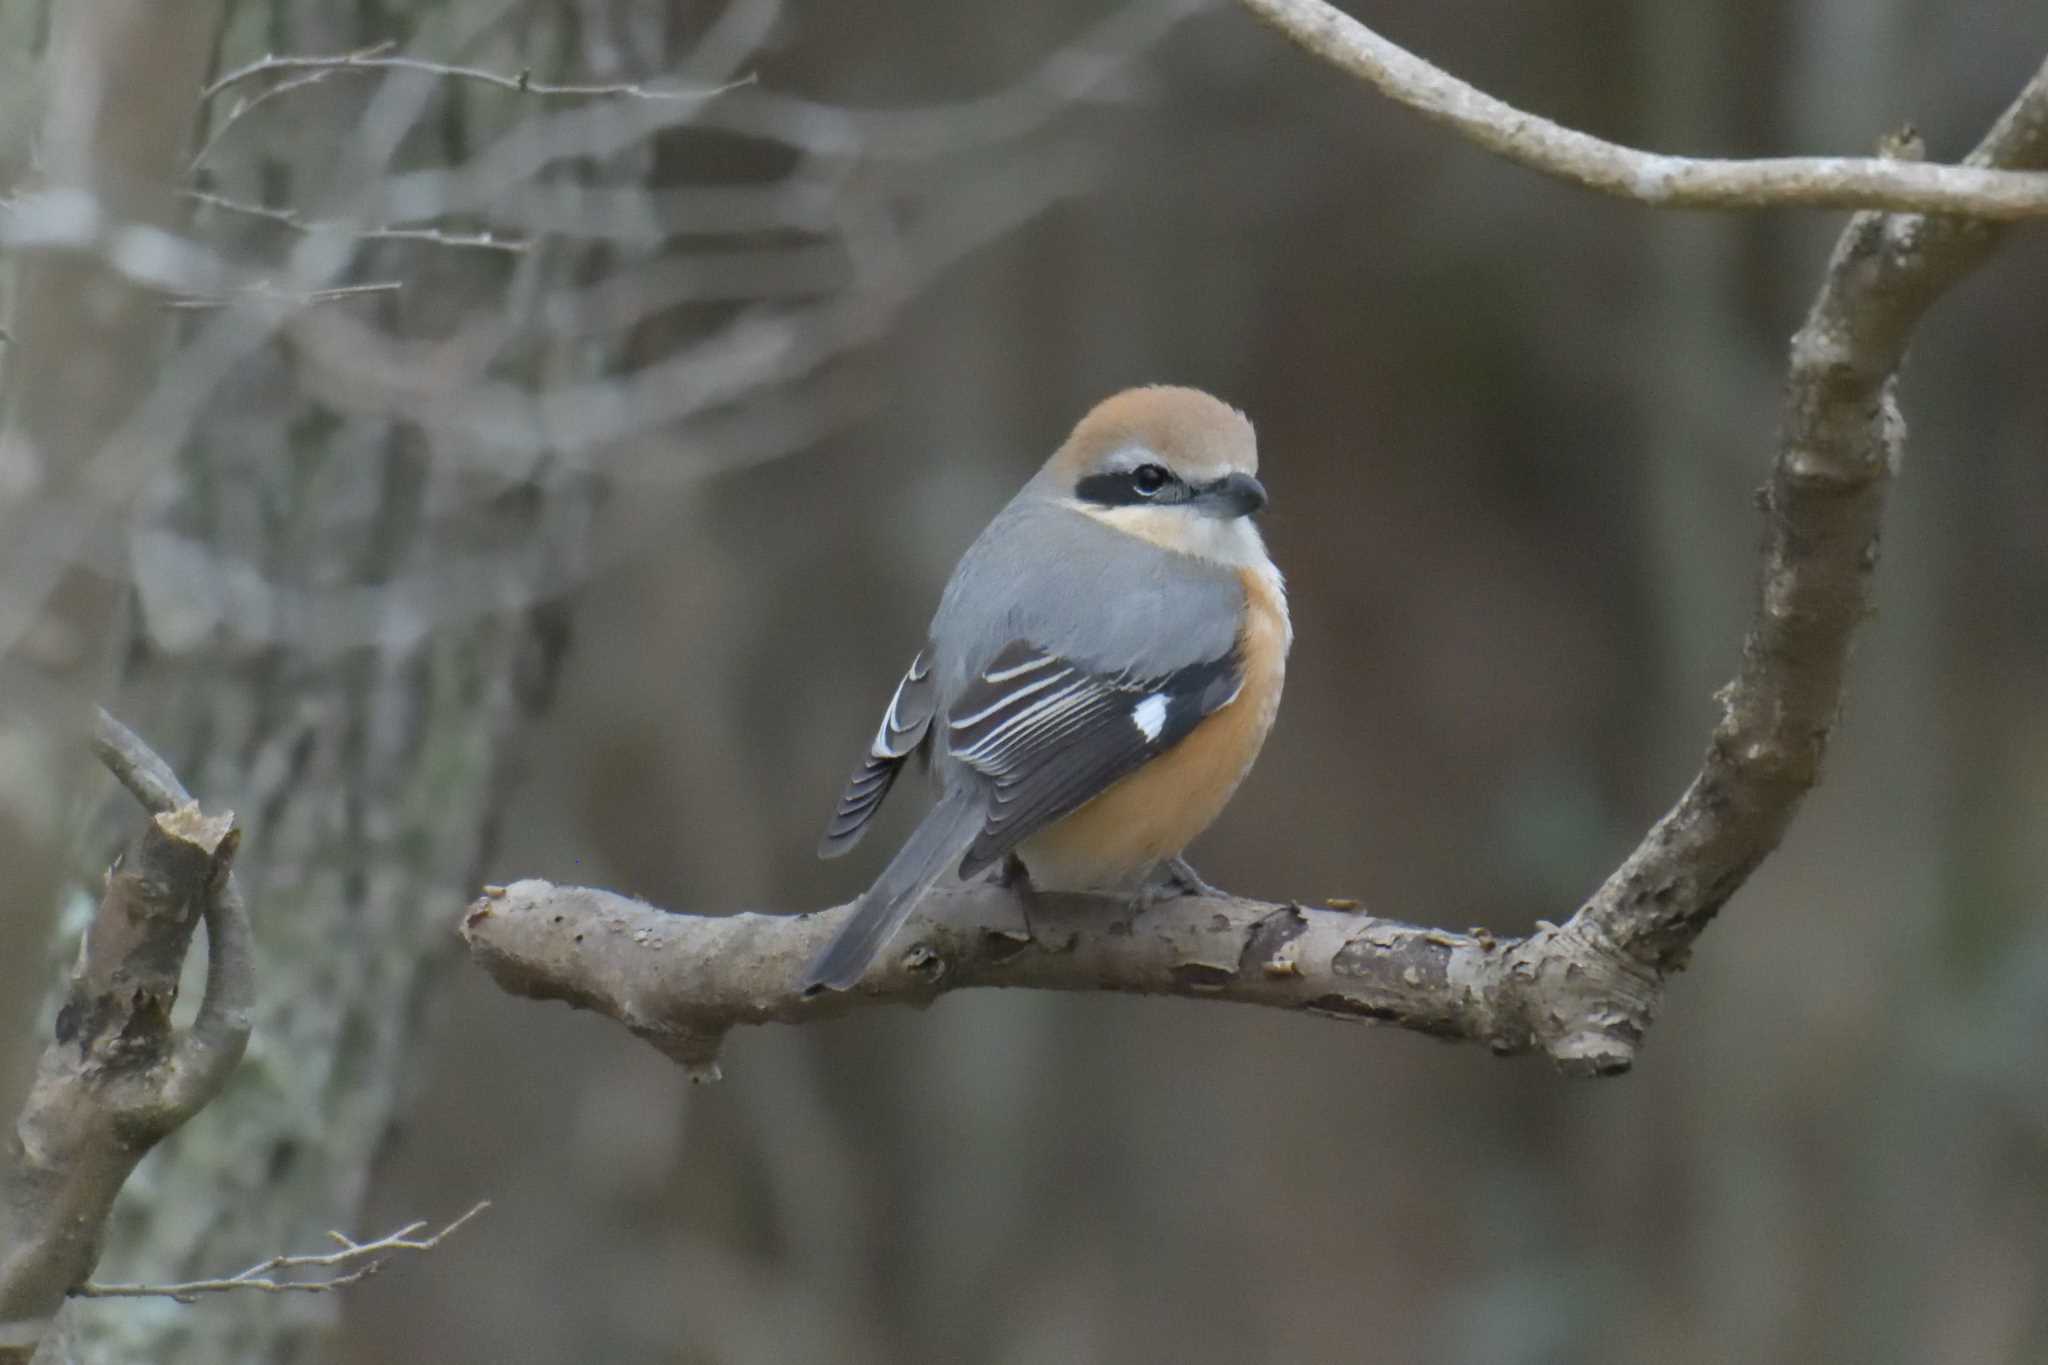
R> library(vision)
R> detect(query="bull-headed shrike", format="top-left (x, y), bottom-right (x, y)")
top-left (804, 385), bottom-right (1290, 992)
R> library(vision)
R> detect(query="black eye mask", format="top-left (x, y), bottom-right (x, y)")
top-left (1075, 463), bottom-right (1186, 506)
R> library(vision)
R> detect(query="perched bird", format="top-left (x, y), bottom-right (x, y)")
top-left (803, 385), bottom-right (1290, 992)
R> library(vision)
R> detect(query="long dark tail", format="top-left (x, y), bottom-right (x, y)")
top-left (801, 795), bottom-right (982, 993)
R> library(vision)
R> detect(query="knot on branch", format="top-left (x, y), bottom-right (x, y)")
top-left (1496, 916), bottom-right (1662, 1077)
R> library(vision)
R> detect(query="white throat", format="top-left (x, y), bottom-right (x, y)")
top-left (1064, 500), bottom-right (1273, 570)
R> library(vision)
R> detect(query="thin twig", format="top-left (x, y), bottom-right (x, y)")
top-left (185, 190), bottom-right (530, 253)
top-left (74, 1203), bottom-right (490, 1303)
top-left (91, 708), bottom-right (192, 815)
top-left (1238, 0), bottom-right (2048, 218)
top-left (191, 42), bottom-right (398, 169)
top-left (202, 46), bottom-right (752, 104)
top-left (162, 281), bottom-right (404, 310)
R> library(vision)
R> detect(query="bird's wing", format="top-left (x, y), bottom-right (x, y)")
top-left (946, 638), bottom-right (1243, 878)
top-left (817, 648), bottom-right (937, 858)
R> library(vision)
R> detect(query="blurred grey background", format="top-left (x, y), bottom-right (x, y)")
top-left (4, 1), bottom-right (2046, 1362)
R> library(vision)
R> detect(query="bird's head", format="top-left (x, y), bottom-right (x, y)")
top-left (1038, 385), bottom-right (1268, 566)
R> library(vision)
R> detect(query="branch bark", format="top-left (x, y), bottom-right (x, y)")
top-left (0, 714), bottom-right (252, 1364)
top-left (462, 34), bottom-right (2048, 1081)
top-left (464, 881), bottom-right (1659, 1081)
top-left (1238, 0), bottom-right (2048, 219)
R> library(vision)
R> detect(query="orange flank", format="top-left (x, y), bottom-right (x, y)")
top-left (1017, 561), bottom-right (1290, 891)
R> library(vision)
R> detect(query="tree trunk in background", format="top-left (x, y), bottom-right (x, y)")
top-left (52, 3), bottom-right (619, 1359)
top-left (0, 0), bottom-right (223, 1134)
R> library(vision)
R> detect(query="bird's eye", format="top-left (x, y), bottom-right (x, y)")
top-left (1132, 464), bottom-right (1171, 496)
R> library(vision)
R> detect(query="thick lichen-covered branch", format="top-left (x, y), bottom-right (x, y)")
top-left (463, 38), bottom-right (2048, 1082)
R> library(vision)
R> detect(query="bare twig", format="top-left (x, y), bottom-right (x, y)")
top-left (92, 708), bottom-right (192, 813)
top-left (185, 190), bottom-right (530, 253)
top-left (465, 23), bottom-right (2048, 1082)
top-left (190, 42), bottom-right (398, 169)
top-left (696, 0), bottom-right (1205, 161)
top-left (1238, 0), bottom-right (2048, 218)
top-left (202, 47), bottom-right (751, 104)
top-left (161, 280), bottom-right (404, 310)
top-left (75, 1203), bottom-right (490, 1303)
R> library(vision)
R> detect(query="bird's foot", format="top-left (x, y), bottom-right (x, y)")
top-left (985, 853), bottom-right (1040, 945)
top-left (991, 853), bottom-right (1035, 891)
top-left (1153, 856), bottom-right (1226, 901)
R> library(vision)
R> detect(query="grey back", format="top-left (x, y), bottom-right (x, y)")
top-left (926, 494), bottom-right (1244, 714)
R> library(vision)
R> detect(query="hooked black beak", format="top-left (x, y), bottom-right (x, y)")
top-left (1197, 471), bottom-right (1267, 519)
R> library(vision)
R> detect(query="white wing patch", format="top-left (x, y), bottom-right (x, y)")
top-left (823, 649), bottom-right (937, 859)
top-left (1130, 692), bottom-right (1168, 741)
top-left (868, 651), bottom-right (933, 758)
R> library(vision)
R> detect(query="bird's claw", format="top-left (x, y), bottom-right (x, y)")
top-left (991, 853), bottom-right (1034, 891)
top-left (1155, 856), bottom-right (1226, 901)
